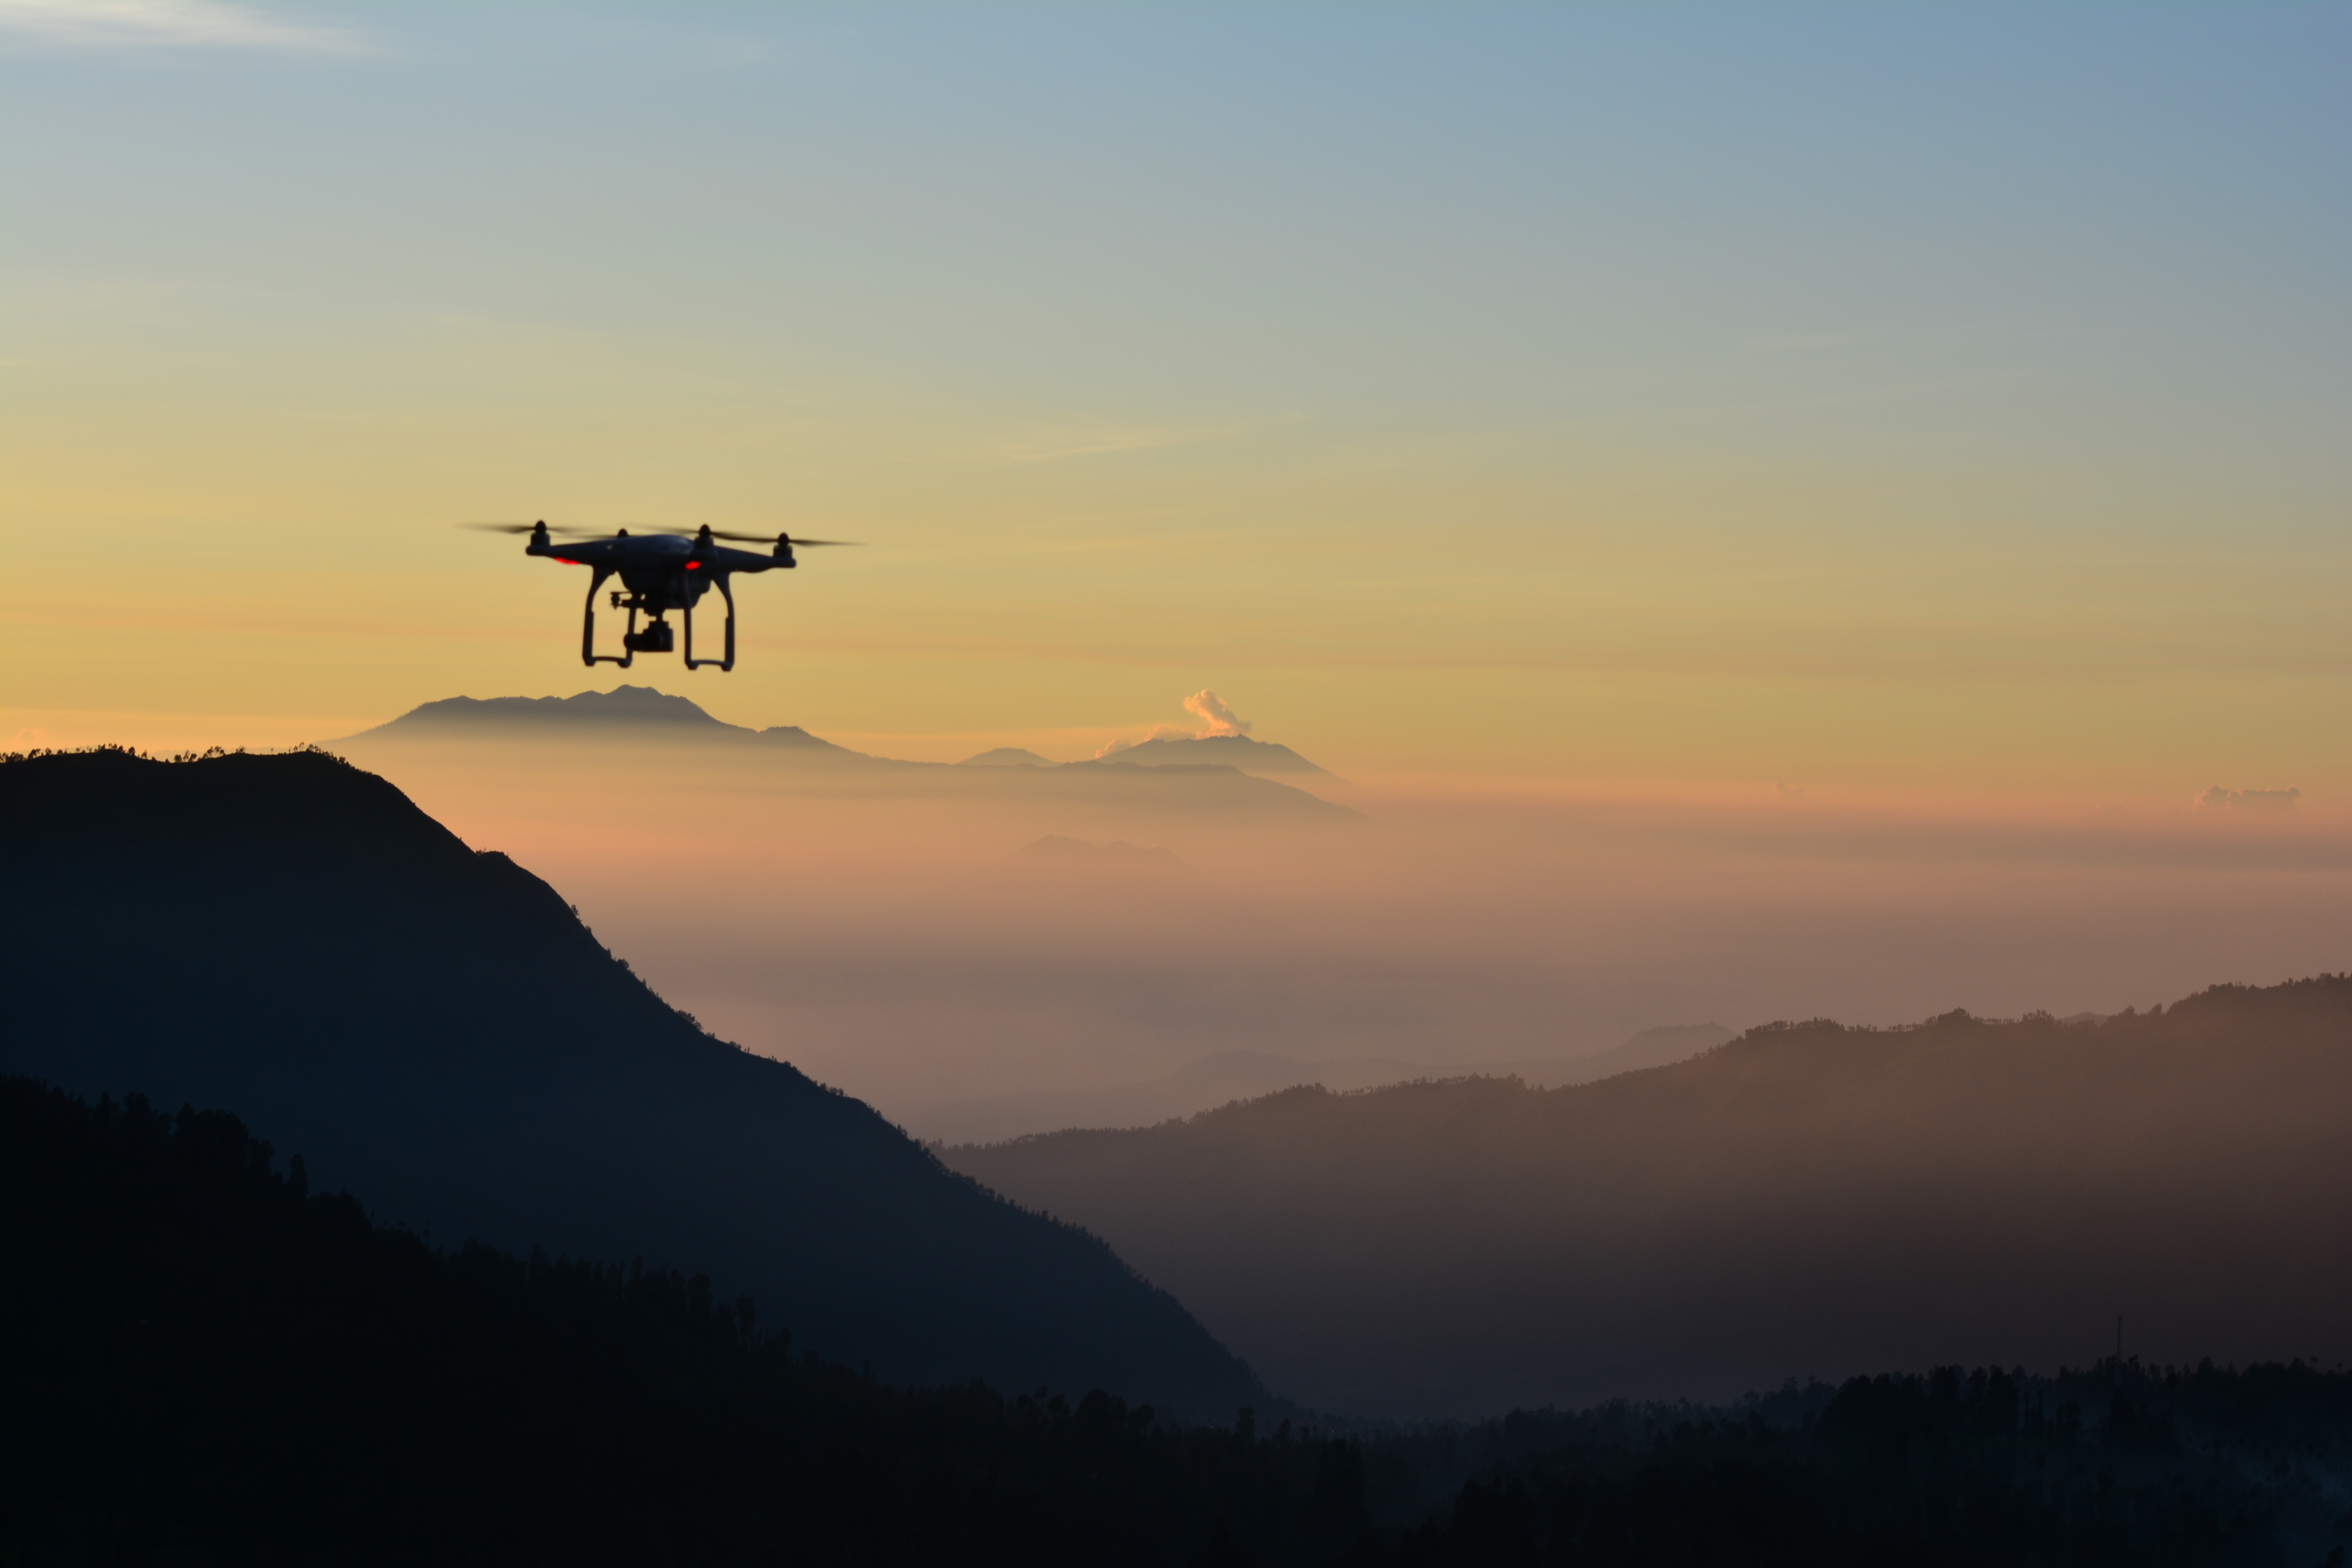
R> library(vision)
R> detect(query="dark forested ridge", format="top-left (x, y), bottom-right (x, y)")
top-left (1381, 1362), bottom-right (2352, 1568)
top-left (946, 978), bottom-right (2352, 1417)
top-left (0, 1074), bottom-right (1365, 1566)
top-left (5, 1072), bottom-right (2348, 1567)
top-left (0, 747), bottom-right (1258, 1414)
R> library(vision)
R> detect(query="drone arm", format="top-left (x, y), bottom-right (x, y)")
top-left (682, 570), bottom-right (737, 673)
top-left (581, 566), bottom-right (635, 668)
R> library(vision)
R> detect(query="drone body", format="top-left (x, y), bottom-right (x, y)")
top-left (470, 520), bottom-right (850, 672)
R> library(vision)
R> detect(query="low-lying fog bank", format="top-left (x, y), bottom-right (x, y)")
top-left (336, 693), bottom-right (2352, 1143)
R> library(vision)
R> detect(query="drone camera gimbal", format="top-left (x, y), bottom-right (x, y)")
top-left (582, 568), bottom-right (740, 672)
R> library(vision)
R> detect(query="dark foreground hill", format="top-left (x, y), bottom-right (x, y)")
top-left (0, 1076), bottom-right (1363, 1566)
top-left (946, 981), bottom-right (2352, 1417)
top-left (0, 748), bottom-right (1259, 1415)
top-left (9, 1073), bottom-right (2348, 1568)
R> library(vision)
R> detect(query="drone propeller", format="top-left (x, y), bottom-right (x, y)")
top-left (704, 528), bottom-right (861, 546)
top-left (459, 520), bottom-right (861, 545)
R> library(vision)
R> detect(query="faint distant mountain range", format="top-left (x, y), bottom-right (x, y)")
top-left (1477, 1022), bottom-right (1736, 1087)
top-left (909, 1024), bottom-right (1734, 1146)
top-left (0, 748), bottom-right (1263, 1417)
top-left (344, 686), bottom-right (866, 758)
top-left (348, 690), bottom-right (1333, 778)
top-left (1103, 735), bottom-right (1329, 777)
top-left (942, 981), bottom-right (2352, 1416)
top-left (337, 687), bottom-right (1359, 821)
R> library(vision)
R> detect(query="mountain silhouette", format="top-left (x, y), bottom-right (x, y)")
top-left (907, 1024), bottom-right (1734, 1145)
top-left (1465, 1022), bottom-right (1737, 1089)
top-left (1101, 734), bottom-right (1329, 776)
top-left (348, 689), bottom-right (1332, 777)
top-left (960, 746), bottom-right (1056, 767)
top-left (347, 685), bottom-right (873, 760)
top-left (945, 981), bottom-right (2352, 1416)
top-left (375, 684), bottom-right (734, 731)
top-left (19, 1068), bottom-right (2339, 1565)
top-left (0, 748), bottom-right (1262, 1415)
top-left (336, 689), bottom-right (1360, 819)
top-left (1, 1073), bottom-right (1384, 1565)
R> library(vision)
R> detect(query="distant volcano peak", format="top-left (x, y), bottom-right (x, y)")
top-left (340, 688), bottom-right (871, 758)
top-left (1101, 734), bottom-right (1330, 777)
top-left (339, 691), bottom-right (1340, 789)
top-left (355, 686), bottom-right (731, 736)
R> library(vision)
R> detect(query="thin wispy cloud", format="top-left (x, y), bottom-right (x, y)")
top-left (0, 0), bottom-right (363, 52)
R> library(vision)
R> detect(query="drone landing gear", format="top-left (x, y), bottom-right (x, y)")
top-left (576, 566), bottom-right (737, 671)
top-left (682, 572), bottom-right (736, 674)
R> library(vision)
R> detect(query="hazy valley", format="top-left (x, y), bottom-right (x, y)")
top-left (332, 686), bottom-right (2351, 1148)
top-left (7, 739), bottom-right (2348, 1563)
top-left (946, 985), bottom-right (2352, 1416)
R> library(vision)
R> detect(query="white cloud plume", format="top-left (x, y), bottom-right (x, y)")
top-left (0, 0), bottom-right (362, 52)
top-left (2194, 785), bottom-right (2301, 812)
top-left (1093, 692), bottom-right (1254, 758)
top-left (1183, 690), bottom-right (1250, 738)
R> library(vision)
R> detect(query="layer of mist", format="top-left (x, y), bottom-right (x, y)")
top-left (946, 981), bottom-right (2352, 1418)
top-left (333, 687), bottom-right (2352, 1145)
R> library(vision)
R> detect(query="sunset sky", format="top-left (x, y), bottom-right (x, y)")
top-left (3, 2), bottom-right (2345, 809)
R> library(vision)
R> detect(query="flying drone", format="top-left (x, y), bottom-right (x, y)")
top-left (463, 520), bottom-right (855, 672)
